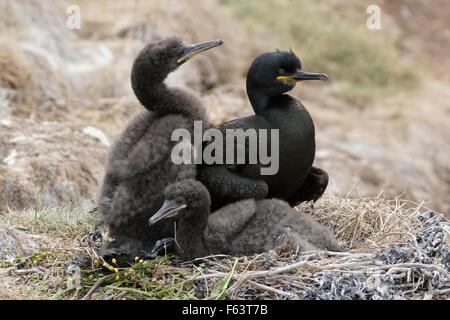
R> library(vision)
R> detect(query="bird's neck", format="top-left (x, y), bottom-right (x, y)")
top-left (247, 82), bottom-right (274, 116)
top-left (132, 56), bottom-right (194, 116)
top-left (133, 79), bottom-right (169, 113)
top-left (133, 74), bottom-right (208, 121)
top-left (247, 86), bottom-right (271, 115)
top-left (177, 208), bottom-right (209, 258)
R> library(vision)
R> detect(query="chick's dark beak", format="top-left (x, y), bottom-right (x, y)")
top-left (177, 39), bottom-right (223, 65)
top-left (291, 69), bottom-right (328, 81)
top-left (148, 198), bottom-right (187, 226)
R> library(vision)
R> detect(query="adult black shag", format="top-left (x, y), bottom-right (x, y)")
top-left (149, 180), bottom-right (341, 261)
top-left (198, 50), bottom-right (329, 210)
top-left (98, 37), bottom-right (223, 262)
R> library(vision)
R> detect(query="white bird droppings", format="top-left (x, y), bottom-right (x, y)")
top-left (3, 149), bottom-right (18, 165)
top-left (82, 126), bottom-right (110, 146)
top-left (0, 119), bottom-right (12, 127)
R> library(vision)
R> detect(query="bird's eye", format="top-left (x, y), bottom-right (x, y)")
top-left (278, 68), bottom-right (286, 75)
top-left (174, 197), bottom-right (185, 205)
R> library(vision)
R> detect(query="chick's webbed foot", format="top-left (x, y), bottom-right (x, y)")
top-left (144, 238), bottom-right (175, 259)
top-left (98, 236), bottom-right (146, 266)
top-left (99, 237), bottom-right (175, 266)
top-left (288, 167), bottom-right (329, 207)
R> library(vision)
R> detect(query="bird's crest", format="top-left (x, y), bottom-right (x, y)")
top-left (289, 47), bottom-right (297, 56)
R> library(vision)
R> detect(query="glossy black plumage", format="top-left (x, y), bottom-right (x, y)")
top-left (198, 50), bottom-right (329, 209)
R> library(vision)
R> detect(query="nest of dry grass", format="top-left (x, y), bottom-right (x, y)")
top-left (180, 203), bottom-right (449, 300)
top-left (3, 194), bottom-right (447, 300)
top-left (89, 196), bottom-right (447, 300)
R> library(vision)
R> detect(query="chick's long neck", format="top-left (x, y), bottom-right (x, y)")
top-left (176, 207), bottom-right (209, 259)
top-left (133, 72), bottom-right (172, 113)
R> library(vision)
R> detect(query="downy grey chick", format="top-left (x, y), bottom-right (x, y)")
top-left (98, 38), bottom-right (223, 261)
top-left (149, 179), bottom-right (341, 261)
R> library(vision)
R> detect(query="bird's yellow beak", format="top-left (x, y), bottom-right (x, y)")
top-left (177, 39), bottom-right (224, 65)
top-left (277, 70), bottom-right (328, 82)
top-left (276, 75), bottom-right (297, 83)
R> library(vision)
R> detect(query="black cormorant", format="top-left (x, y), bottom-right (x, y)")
top-left (98, 37), bottom-right (223, 261)
top-left (198, 50), bottom-right (329, 210)
top-left (149, 179), bottom-right (341, 261)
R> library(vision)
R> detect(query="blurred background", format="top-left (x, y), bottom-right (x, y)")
top-left (0, 0), bottom-right (449, 216)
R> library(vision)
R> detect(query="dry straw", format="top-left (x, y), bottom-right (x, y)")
top-left (1, 194), bottom-right (448, 300)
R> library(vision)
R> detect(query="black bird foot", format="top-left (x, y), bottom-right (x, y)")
top-left (97, 236), bottom-right (145, 266)
top-left (144, 238), bottom-right (175, 259)
top-left (98, 248), bottom-right (135, 267)
top-left (80, 225), bottom-right (103, 249)
top-left (288, 167), bottom-right (329, 207)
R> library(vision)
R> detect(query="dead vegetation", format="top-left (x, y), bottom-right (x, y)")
top-left (222, 0), bottom-right (419, 105)
top-left (0, 224), bottom-right (39, 262)
top-left (0, 0), bottom-right (261, 121)
top-left (0, 195), bottom-right (448, 300)
top-left (0, 117), bottom-right (108, 211)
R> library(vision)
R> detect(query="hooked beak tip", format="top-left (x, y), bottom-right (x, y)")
top-left (291, 70), bottom-right (329, 82)
top-left (177, 39), bottom-right (223, 65)
top-left (148, 199), bottom-right (187, 226)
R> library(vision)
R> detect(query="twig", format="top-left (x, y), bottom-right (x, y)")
top-left (229, 253), bottom-right (265, 297)
top-left (247, 280), bottom-right (296, 299)
top-left (106, 286), bottom-right (155, 299)
top-left (81, 274), bottom-right (113, 300)
top-left (246, 260), bottom-right (313, 278)
top-left (368, 263), bottom-right (449, 274)
top-left (190, 271), bottom-right (229, 281)
top-left (12, 267), bottom-right (45, 275)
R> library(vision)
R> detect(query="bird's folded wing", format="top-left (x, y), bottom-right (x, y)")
top-left (204, 115), bottom-right (271, 165)
top-left (204, 198), bottom-right (257, 246)
top-left (198, 166), bottom-right (268, 204)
